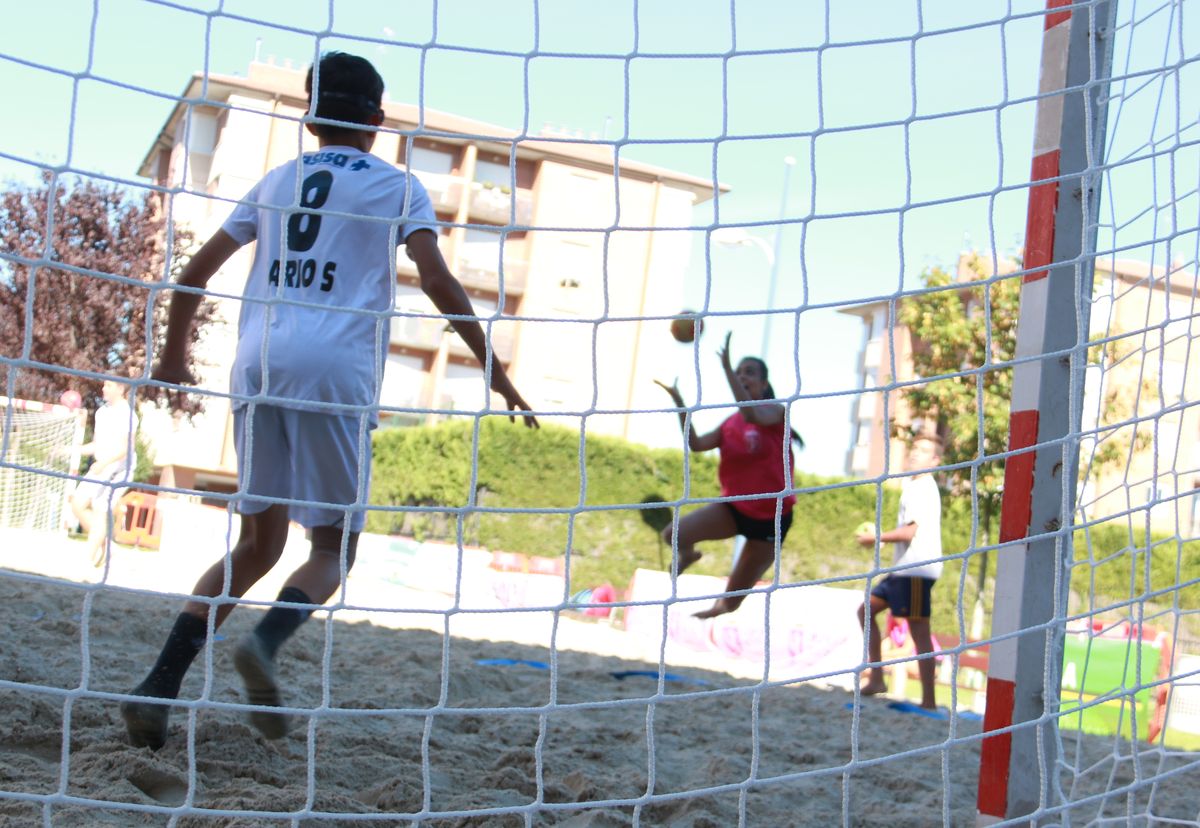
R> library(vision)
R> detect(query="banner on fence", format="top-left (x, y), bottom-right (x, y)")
top-left (623, 568), bottom-right (865, 685)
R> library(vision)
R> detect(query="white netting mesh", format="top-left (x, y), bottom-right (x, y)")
top-left (0, 400), bottom-right (80, 535)
top-left (0, 1), bottom-right (1197, 826)
top-left (1050, 0), bottom-right (1200, 821)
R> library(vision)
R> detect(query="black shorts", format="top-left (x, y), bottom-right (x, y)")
top-left (871, 575), bottom-right (936, 619)
top-left (725, 504), bottom-right (793, 544)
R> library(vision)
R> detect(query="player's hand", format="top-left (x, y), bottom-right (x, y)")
top-left (717, 331), bottom-right (733, 372)
top-left (151, 357), bottom-right (195, 408)
top-left (855, 533), bottom-right (876, 548)
top-left (653, 378), bottom-right (684, 407)
top-left (151, 354), bottom-right (194, 386)
top-left (491, 374), bottom-right (538, 428)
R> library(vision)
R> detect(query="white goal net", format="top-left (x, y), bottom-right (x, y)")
top-left (0, 1), bottom-right (1196, 827)
top-left (0, 398), bottom-right (81, 535)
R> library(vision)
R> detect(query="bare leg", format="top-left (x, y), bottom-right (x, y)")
top-left (694, 538), bottom-right (776, 619)
top-left (282, 525), bottom-right (359, 602)
top-left (122, 505), bottom-right (291, 749)
top-left (908, 618), bottom-right (937, 709)
top-left (233, 525), bottom-right (359, 739)
top-left (71, 492), bottom-right (92, 534)
top-left (660, 504), bottom-right (737, 576)
top-left (182, 505), bottom-right (291, 627)
top-left (859, 596), bottom-right (889, 695)
top-left (87, 503), bottom-right (113, 567)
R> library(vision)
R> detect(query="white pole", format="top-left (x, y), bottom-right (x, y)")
top-left (761, 156), bottom-right (796, 359)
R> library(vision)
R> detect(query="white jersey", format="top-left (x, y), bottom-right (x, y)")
top-left (221, 146), bottom-right (436, 420)
top-left (91, 400), bottom-right (137, 480)
top-left (892, 474), bottom-right (943, 580)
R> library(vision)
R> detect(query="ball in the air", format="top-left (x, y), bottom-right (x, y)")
top-left (855, 521), bottom-right (877, 539)
top-left (59, 390), bottom-right (82, 410)
top-left (670, 311), bottom-right (702, 343)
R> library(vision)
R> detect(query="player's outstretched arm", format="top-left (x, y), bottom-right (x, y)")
top-left (154, 229), bottom-right (242, 385)
top-left (406, 230), bottom-right (537, 428)
top-left (717, 332), bottom-right (783, 426)
top-left (653, 378), bottom-right (720, 452)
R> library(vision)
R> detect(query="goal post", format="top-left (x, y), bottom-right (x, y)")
top-left (976, 0), bottom-right (1118, 823)
top-left (0, 396), bottom-right (86, 535)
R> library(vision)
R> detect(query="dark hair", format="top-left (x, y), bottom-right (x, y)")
top-left (912, 433), bottom-right (945, 452)
top-left (305, 52), bottom-right (384, 134)
top-left (738, 356), bottom-right (804, 449)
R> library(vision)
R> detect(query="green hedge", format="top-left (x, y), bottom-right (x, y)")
top-left (368, 420), bottom-right (1198, 635)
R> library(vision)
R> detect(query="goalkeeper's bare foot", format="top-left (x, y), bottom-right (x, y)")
top-left (233, 634), bottom-right (290, 740)
top-left (121, 686), bottom-right (171, 751)
top-left (860, 678), bottom-right (888, 696)
top-left (693, 598), bottom-right (733, 619)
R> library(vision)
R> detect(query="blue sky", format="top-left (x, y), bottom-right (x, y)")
top-left (1, 0), bottom-right (1194, 476)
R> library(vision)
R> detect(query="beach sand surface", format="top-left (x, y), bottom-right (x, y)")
top-left (0, 531), bottom-right (1195, 826)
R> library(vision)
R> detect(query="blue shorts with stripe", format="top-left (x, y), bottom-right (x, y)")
top-left (871, 575), bottom-right (936, 619)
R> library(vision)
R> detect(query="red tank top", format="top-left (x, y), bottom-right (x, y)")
top-left (717, 411), bottom-right (796, 520)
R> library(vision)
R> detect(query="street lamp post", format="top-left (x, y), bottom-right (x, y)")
top-left (712, 155), bottom-right (796, 358)
top-left (711, 156), bottom-right (795, 569)
top-left (764, 156), bottom-right (796, 358)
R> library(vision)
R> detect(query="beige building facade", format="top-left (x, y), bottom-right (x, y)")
top-left (841, 253), bottom-right (1200, 533)
top-left (137, 60), bottom-right (723, 495)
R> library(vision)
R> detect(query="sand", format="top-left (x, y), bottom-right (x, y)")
top-left (0, 531), bottom-right (1196, 826)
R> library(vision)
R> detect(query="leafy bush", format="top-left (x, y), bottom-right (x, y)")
top-left (368, 420), bottom-right (1197, 635)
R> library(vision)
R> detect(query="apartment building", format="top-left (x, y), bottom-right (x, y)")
top-left (137, 59), bottom-right (723, 495)
top-left (840, 253), bottom-right (1200, 532)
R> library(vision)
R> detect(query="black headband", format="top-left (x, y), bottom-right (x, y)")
top-left (314, 90), bottom-right (382, 114)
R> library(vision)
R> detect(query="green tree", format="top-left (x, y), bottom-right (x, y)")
top-left (898, 253), bottom-right (1021, 633)
top-left (899, 253), bottom-right (1019, 533)
top-left (0, 173), bottom-right (216, 413)
top-left (1081, 331), bottom-right (1157, 491)
top-left (899, 254), bottom-right (1161, 634)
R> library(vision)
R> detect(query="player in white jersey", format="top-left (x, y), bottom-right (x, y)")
top-left (122, 52), bottom-right (536, 750)
top-left (855, 434), bottom-right (944, 710)
top-left (70, 378), bottom-right (138, 567)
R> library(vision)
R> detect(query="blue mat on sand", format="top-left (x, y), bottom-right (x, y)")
top-left (610, 670), bottom-right (709, 686)
top-left (843, 700), bottom-right (983, 721)
top-left (475, 660), bottom-right (708, 685)
top-left (477, 658), bottom-right (550, 670)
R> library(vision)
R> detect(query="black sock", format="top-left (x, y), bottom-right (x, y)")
top-left (252, 587), bottom-right (315, 659)
top-left (137, 612), bottom-right (209, 699)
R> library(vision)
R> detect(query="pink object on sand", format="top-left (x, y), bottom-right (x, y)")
top-left (584, 584), bottom-right (616, 618)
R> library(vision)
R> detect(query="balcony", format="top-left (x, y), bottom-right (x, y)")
top-left (468, 182), bottom-right (533, 226)
top-left (863, 338), bottom-right (882, 369)
top-left (457, 248), bottom-right (529, 295)
top-left (849, 444), bottom-right (871, 475)
top-left (389, 309), bottom-right (515, 363)
top-left (408, 171), bottom-right (462, 212)
top-left (397, 237), bottom-right (526, 295)
top-left (448, 322), bottom-right (515, 364)
top-left (389, 312), bottom-right (446, 351)
top-left (397, 234), bottom-right (452, 279)
top-left (856, 391), bottom-right (878, 420)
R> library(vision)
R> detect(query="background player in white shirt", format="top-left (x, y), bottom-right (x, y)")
top-left (122, 52), bottom-right (536, 750)
top-left (855, 434), bottom-right (944, 709)
top-left (70, 378), bottom-right (138, 567)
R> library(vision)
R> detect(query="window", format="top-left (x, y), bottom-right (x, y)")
top-left (408, 146), bottom-right (455, 175)
top-left (464, 228), bottom-right (503, 247)
top-left (853, 421), bottom-right (870, 448)
top-left (475, 159), bottom-right (512, 189)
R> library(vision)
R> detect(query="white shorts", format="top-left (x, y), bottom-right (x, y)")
top-left (233, 404), bottom-right (373, 531)
top-left (74, 463), bottom-right (132, 511)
